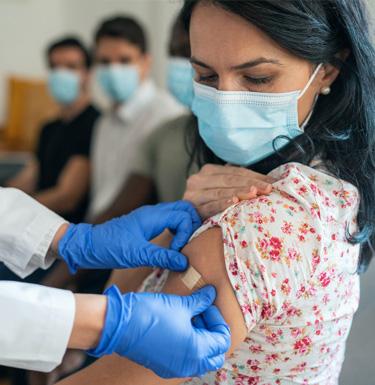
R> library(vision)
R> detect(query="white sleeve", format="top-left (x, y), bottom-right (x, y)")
top-left (0, 187), bottom-right (67, 278)
top-left (0, 281), bottom-right (75, 372)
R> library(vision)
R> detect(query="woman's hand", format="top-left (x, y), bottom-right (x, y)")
top-left (184, 164), bottom-right (275, 220)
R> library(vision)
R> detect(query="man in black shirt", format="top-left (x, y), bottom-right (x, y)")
top-left (6, 37), bottom-right (100, 223)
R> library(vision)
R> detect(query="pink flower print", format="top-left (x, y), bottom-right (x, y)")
top-left (281, 221), bottom-right (293, 234)
top-left (283, 302), bottom-right (302, 318)
top-left (312, 249), bottom-right (321, 269)
top-left (228, 260), bottom-right (239, 276)
top-left (294, 337), bottom-right (312, 355)
top-left (288, 248), bottom-right (298, 261)
top-left (247, 359), bottom-right (261, 373)
top-left (249, 344), bottom-right (263, 354)
top-left (241, 240), bottom-right (249, 248)
top-left (261, 303), bottom-right (274, 320)
top-left (298, 185), bottom-right (308, 195)
top-left (281, 278), bottom-right (291, 295)
top-left (293, 177), bottom-right (300, 184)
top-left (258, 238), bottom-right (269, 251)
top-left (270, 248), bottom-right (281, 261)
top-left (318, 271), bottom-right (331, 287)
top-left (291, 328), bottom-right (302, 338)
top-left (216, 369), bottom-right (227, 381)
top-left (322, 293), bottom-right (330, 305)
top-left (270, 237), bottom-right (282, 249)
top-left (265, 353), bottom-right (279, 363)
top-left (248, 377), bottom-right (261, 385)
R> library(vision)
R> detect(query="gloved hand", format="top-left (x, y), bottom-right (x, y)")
top-left (58, 201), bottom-right (201, 273)
top-left (87, 285), bottom-right (231, 378)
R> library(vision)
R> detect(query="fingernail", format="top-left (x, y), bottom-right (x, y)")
top-left (232, 196), bottom-right (240, 204)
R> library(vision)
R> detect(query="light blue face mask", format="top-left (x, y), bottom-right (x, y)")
top-left (48, 69), bottom-right (80, 105)
top-left (97, 64), bottom-right (140, 103)
top-left (192, 64), bottom-right (323, 166)
top-left (167, 58), bottom-right (195, 108)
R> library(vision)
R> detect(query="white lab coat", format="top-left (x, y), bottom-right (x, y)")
top-left (0, 187), bottom-right (75, 372)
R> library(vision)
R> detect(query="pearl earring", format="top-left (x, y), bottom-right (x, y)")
top-left (321, 86), bottom-right (331, 95)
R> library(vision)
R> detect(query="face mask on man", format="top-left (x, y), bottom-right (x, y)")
top-left (192, 64), bottom-right (323, 166)
top-left (48, 69), bottom-right (81, 105)
top-left (167, 58), bottom-right (194, 108)
top-left (97, 64), bottom-right (140, 103)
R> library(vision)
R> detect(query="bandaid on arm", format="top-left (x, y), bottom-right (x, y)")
top-left (180, 265), bottom-right (206, 291)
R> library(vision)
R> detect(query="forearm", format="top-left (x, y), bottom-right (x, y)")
top-left (56, 355), bottom-right (182, 385)
top-left (6, 176), bottom-right (36, 194)
top-left (68, 294), bottom-right (107, 351)
top-left (34, 187), bottom-right (80, 214)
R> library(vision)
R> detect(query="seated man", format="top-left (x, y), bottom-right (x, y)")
top-left (92, 14), bottom-right (195, 224)
top-left (6, 37), bottom-right (99, 224)
top-left (87, 15), bottom-right (185, 221)
top-left (1, 37), bottom-right (99, 286)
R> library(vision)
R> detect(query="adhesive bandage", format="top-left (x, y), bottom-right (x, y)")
top-left (181, 265), bottom-right (206, 290)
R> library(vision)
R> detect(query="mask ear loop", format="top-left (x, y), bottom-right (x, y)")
top-left (298, 63), bottom-right (323, 100)
top-left (298, 63), bottom-right (323, 130)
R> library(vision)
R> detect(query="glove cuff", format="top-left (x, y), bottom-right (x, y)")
top-left (58, 223), bottom-right (93, 273)
top-left (87, 285), bottom-right (131, 357)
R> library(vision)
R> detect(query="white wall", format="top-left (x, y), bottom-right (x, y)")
top-left (0, 0), bottom-right (183, 125)
top-left (0, 0), bottom-right (67, 125)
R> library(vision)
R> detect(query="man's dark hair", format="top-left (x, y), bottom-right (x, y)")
top-left (46, 36), bottom-right (92, 68)
top-left (95, 15), bottom-right (148, 53)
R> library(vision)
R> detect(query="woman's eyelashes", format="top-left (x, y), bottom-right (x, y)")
top-left (196, 73), bottom-right (274, 89)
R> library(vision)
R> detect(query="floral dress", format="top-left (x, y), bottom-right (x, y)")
top-left (139, 162), bottom-right (360, 385)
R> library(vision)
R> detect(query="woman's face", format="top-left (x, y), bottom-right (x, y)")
top-left (190, 2), bottom-right (335, 126)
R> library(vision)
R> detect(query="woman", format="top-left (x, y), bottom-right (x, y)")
top-left (58, 0), bottom-right (375, 384)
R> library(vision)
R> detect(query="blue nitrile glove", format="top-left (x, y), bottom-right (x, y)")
top-left (87, 285), bottom-right (231, 378)
top-left (58, 201), bottom-right (201, 273)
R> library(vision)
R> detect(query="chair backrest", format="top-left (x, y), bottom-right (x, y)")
top-left (1, 76), bottom-right (59, 151)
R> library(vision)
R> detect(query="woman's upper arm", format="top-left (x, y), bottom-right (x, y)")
top-left (163, 227), bottom-right (248, 356)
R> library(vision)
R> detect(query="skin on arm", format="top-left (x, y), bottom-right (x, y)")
top-left (57, 228), bottom-right (248, 385)
top-left (6, 158), bottom-right (39, 194)
top-left (34, 155), bottom-right (90, 214)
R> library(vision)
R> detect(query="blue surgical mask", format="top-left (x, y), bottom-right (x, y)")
top-left (48, 69), bottom-right (80, 105)
top-left (97, 64), bottom-right (139, 103)
top-left (192, 64), bottom-right (323, 166)
top-left (167, 58), bottom-right (194, 108)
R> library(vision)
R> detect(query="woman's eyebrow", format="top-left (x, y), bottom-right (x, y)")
top-left (190, 56), bottom-right (282, 70)
top-left (231, 57), bottom-right (282, 70)
top-left (190, 57), bottom-right (212, 69)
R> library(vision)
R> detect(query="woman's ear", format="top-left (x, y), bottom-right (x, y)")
top-left (320, 49), bottom-right (351, 91)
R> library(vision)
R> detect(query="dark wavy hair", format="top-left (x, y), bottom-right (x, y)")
top-left (182, 0), bottom-right (375, 273)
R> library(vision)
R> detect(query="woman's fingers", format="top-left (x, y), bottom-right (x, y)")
top-left (185, 187), bottom-right (256, 206)
top-left (186, 173), bottom-right (273, 191)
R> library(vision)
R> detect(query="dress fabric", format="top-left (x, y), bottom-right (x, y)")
top-left (140, 162), bottom-right (360, 385)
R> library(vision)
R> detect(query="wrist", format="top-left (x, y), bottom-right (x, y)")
top-left (68, 294), bottom-right (107, 350)
top-left (87, 285), bottom-right (130, 358)
top-left (51, 223), bottom-right (70, 254)
top-left (58, 223), bottom-right (94, 273)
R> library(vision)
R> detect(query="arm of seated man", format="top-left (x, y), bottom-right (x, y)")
top-left (34, 156), bottom-right (89, 214)
top-left (57, 227), bottom-right (247, 385)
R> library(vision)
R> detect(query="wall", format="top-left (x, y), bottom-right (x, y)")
top-left (0, 0), bottom-right (67, 125)
top-left (0, 0), bottom-right (183, 125)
